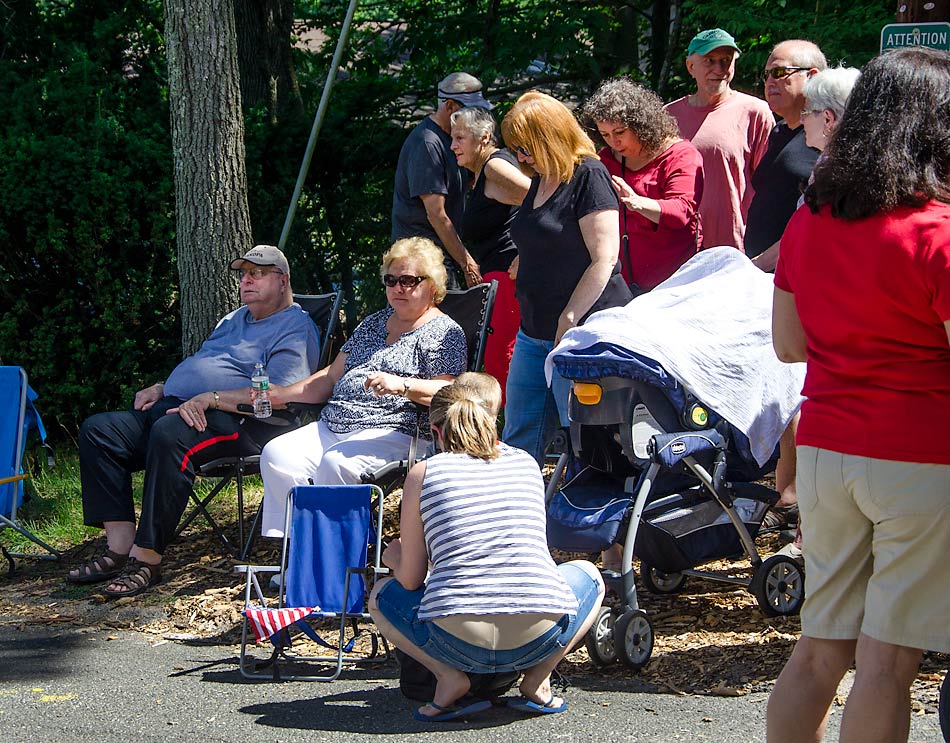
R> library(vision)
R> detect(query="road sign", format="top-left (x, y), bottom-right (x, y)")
top-left (880, 22), bottom-right (950, 52)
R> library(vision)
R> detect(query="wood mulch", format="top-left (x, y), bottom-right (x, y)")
top-left (1, 486), bottom-right (945, 716)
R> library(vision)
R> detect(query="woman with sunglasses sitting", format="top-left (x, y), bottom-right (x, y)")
top-left (500, 91), bottom-right (632, 465)
top-left (370, 374), bottom-right (605, 722)
top-left (257, 237), bottom-right (467, 538)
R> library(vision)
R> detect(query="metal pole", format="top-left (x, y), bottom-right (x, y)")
top-left (277, 0), bottom-right (360, 250)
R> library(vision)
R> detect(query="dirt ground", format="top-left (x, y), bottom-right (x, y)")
top-left (1, 489), bottom-right (945, 719)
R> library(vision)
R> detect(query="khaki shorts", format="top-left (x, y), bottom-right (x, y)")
top-left (797, 446), bottom-right (950, 653)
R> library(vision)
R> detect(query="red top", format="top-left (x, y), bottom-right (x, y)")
top-left (599, 140), bottom-right (704, 290)
top-left (775, 200), bottom-right (950, 464)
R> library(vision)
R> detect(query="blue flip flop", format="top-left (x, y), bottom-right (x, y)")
top-left (413, 698), bottom-right (492, 722)
top-left (506, 693), bottom-right (568, 715)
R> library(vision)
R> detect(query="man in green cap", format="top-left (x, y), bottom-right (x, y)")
top-left (666, 28), bottom-right (774, 252)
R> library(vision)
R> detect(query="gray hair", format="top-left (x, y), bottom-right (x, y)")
top-left (803, 66), bottom-right (861, 119)
top-left (450, 106), bottom-right (499, 146)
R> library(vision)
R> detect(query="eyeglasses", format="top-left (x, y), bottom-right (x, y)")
top-left (761, 66), bottom-right (810, 81)
top-left (514, 145), bottom-right (531, 158)
top-left (800, 108), bottom-right (822, 118)
top-left (237, 267), bottom-right (282, 280)
top-left (382, 274), bottom-right (428, 288)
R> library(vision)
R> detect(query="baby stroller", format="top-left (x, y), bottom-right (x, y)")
top-left (546, 345), bottom-right (804, 670)
top-left (543, 249), bottom-right (808, 671)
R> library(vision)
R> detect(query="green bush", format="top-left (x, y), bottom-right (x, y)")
top-left (0, 1), bottom-right (178, 435)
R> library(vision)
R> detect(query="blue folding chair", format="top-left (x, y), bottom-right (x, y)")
top-left (237, 484), bottom-right (388, 681)
top-left (0, 366), bottom-right (59, 574)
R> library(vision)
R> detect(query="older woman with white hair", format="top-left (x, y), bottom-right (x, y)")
top-left (800, 66), bottom-right (861, 153)
top-left (450, 107), bottom-right (531, 403)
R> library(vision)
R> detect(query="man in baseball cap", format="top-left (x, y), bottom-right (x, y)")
top-left (229, 244), bottom-right (290, 275)
top-left (666, 29), bottom-right (775, 252)
top-left (392, 72), bottom-right (491, 290)
top-left (68, 242), bottom-right (320, 597)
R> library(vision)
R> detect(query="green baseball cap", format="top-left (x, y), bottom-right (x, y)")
top-left (687, 28), bottom-right (741, 56)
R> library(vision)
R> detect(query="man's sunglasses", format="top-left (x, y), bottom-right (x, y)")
top-left (761, 66), bottom-right (810, 81)
top-left (383, 274), bottom-right (428, 288)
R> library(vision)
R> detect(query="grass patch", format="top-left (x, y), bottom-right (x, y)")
top-left (0, 443), bottom-right (265, 556)
top-left (0, 448), bottom-right (100, 553)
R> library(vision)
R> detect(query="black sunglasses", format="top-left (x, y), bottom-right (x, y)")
top-left (383, 274), bottom-right (428, 288)
top-left (761, 66), bottom-right (810, 81)
top-left (514, 145), bottom-right (531, 158)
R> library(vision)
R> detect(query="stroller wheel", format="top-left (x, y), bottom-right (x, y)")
top-left (585, 607), bottom-right (618, 666)
top-left (614, 609), bottom-right (654, 671)
top-left (752, 554), bottom-right (805, 617)
top-left (940, 670), bottom-right (949, 742)
top-left (641, 564), bottom-right (687, 594)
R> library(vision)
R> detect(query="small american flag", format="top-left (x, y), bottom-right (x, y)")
top-left (243, 606), bottom-right (320, 643)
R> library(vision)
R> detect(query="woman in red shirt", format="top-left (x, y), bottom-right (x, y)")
top-left (767, 48), bottom-right (950, 743)
top-left (580, 78), bottom-right (704, 293)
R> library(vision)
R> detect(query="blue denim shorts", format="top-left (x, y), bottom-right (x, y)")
top-left (374, 562), bottom-right (601, 674)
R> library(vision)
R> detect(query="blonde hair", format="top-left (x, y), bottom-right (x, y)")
top-left (381, 237), bottom-right (448, 303)
top-left (501, 91), bottom-right (599, 183)
top-left (430, 378), bottom-right (500, 460)
top-left (453, 372), bottom-right (502, 416)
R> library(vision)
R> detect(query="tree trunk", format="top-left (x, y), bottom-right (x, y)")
top-left (896, 0), bottom-right (949, 21)
top-left (234, 0), bottom-right (302, 121)
top-left (649, 0), bottom-right (672, 90)
top-left (166, 0), bottom-right (252, 356)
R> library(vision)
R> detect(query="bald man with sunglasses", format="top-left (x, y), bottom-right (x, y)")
top-left (746, 40), bottom-right (827, 269)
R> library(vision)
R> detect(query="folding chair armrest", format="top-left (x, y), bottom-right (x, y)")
top-left (360, 460), bottom-right (410, 494)
top-left (286, 402), bottom-right (326, 426)
top-left (198, 454), bottom-right (262, 476)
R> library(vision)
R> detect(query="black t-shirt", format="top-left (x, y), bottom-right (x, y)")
top-left (744, 122), bottom-right (819, 258)
top-left (391, 117), bottom-right (464, 245)
top-left (510, 157), bottom-right (632, 340)
top-left (457, 149), bottom-right (519, 274)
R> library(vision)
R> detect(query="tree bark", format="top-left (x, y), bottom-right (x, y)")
top-left (166, 0), bottom-right (252, 356)
top-left (234, 0), bottom-right (302, 120)
top-left (896, 0), bottom-right (949, 21)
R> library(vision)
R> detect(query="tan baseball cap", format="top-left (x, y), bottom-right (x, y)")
top-left (229, 244), bottom-right (290, 274)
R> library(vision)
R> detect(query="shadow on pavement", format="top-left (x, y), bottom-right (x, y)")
top-left (0, 631), bottom-right (89, 683)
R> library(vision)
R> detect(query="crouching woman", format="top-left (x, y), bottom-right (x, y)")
top-left (369, 374), bottom-right (604, 722)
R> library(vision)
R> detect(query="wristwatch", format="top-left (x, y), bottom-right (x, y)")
top-left (401, 378), bottom-right (411, 397)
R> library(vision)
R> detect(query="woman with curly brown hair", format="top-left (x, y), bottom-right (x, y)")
top-left (581, 77), bottom-right (705, 292)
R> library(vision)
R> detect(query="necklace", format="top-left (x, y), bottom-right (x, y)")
top-left (535, 176), bottom-right (559, 207)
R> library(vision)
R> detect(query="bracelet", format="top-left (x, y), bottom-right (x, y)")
top-left (401, 378), bottom-right (411, 397)
top-left (212, 391), bottom-right (220, 409)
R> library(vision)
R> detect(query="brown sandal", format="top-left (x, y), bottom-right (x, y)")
top-left (66, 549), bottom-right (129, 585)
top-left (102, 557), bottom-right (162, 598)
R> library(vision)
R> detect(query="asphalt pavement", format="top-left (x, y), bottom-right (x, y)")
top-left (0, 624), bottom-right (943, 743)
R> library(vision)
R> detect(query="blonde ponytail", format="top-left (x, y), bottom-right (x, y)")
top-left (430, 381), bottom-right (499, 460)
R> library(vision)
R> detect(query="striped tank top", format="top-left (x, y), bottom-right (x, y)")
top-left (417, 443), bottom-right (579, 621)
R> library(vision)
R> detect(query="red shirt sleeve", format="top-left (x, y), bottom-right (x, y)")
top-left (656, 142), bottom-right (704, 231)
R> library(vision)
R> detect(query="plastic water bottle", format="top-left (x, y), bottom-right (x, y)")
top-left (251, 361), bottom-right (272, 419)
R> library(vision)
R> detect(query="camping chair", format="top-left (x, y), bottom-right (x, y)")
top-left (237, 483), bottom-right (388, 681)
top-left (174, 291), bottom-right (345, 560)
top-left (0, 366), bottom-right (59, 575)
top-left (361, 279), bottom-right (498, 495)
